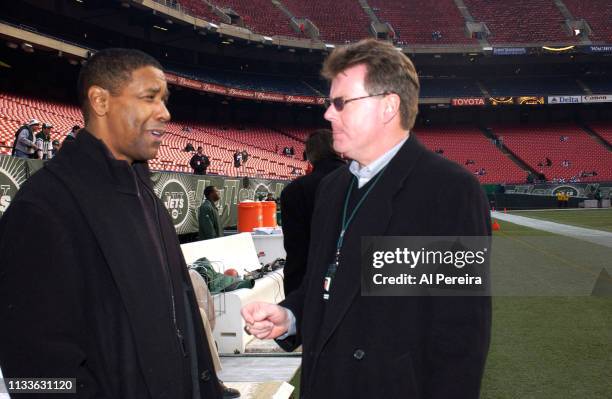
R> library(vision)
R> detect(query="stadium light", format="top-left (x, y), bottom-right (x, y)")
top-left (153, 25), bottom-right (168, 31)
top-left (542, 45), bottom-right (575, 52)
top-left (21, 43), bottom-right (34, 53)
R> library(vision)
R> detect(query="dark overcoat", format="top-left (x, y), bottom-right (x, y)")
top-left (0, 131), bottom-right (222, 399)
top-left (280, 157), bottom-right (345, 295)
top-left (277, 134), bottom-right (492, 399)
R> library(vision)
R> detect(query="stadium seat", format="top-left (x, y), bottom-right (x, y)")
top-left (463, 0), bottom-right (574, 44)
top-left (492, 123), bottom-right (612, 182)
top-left (369, 0), bottom-right (476, 45)
top-left (563, 0), bottom-right (612, 43)
top-left (414, 126), bottom-right (526, 184)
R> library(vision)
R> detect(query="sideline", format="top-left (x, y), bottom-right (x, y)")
top-left (491, 211), bottom-right (612, 248)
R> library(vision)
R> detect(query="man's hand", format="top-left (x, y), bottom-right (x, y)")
top-left (241, 302), bottom-right (290, 340)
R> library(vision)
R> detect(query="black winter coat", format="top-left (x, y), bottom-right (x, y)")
top-left (280, 157), bottom-right (345, 295)
top-left (0, 131), bottom-right (222, 399)
top-left (277, 134), bottom-right (492, 399)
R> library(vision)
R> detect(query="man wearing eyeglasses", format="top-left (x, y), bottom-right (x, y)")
top-left (242, 39), bottom-right (491, 399)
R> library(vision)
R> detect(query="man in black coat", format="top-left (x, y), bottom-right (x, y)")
top-left (280, 129), bottom-right (345, 295)
top-left (242, 39), bottom-right (491, 398)
top-left (190, 146), bottom-right (211, 175)
top-left (232, 150), bottom-right (242, 168)
top-left (0, 49), bottom-right (223, 399)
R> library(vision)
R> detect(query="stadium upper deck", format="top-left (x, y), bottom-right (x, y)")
top-left (173, 0), bottom-right (612, 45)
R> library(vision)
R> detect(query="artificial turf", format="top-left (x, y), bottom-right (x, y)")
top-left (288, 218), bottom-right (612, 398)
top-left (509, 208), bottom-right (612, 233)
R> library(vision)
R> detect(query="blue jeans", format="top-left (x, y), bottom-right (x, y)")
top-left (14, 149), bottom-right (32, 159)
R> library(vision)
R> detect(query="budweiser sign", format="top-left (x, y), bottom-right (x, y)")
top-left (228, 88), bottom-right (256, 99)
top-left (255, 92), bottom-right (286, 102)
top-left (286, 95), bottom-right (318, 104)
top-left (164, 73), bottom-right (179, 84)
top-left (177, 77), bottom-right (202, 90)
top-left (201, 82), bottom-right (227, 95)
top-left (451, 98), bottom-right (485, 106)
top-left (164, 72), bottom-right (324, 105)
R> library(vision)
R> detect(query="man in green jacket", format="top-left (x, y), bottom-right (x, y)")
top-left (199, 185), bottom-right (223, 240)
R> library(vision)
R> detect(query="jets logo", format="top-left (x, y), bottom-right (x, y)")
top-left (0, 157), bottom-right (26, 217)
top-left (161, 179), bottom-right (189, 227)
top-left (552, 186), bottom-right (579, 197)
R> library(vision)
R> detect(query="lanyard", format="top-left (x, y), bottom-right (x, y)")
top-left (330, 166), bottom-right (389, 276)
top-left (322, 167), bottom-right (388, 301)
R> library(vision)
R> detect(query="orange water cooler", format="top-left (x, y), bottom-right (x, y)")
top-left (260, 201), bottom-right (277, 227)
top-left (237, 201), bottom-right (263, 232)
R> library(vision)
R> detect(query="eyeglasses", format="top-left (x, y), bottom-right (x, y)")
top-left (324, 92), bottom-right (392, 111)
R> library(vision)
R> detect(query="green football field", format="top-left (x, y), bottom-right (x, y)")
top-left (289, 214), bottom-right (612, 398)
top-left (481, 218), bottom-right (611, 399)
top-left (509, 208), bottom-right (612, 233)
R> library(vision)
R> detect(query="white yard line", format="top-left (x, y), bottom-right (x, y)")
top-left (491, 211), bottom-right (612, 248)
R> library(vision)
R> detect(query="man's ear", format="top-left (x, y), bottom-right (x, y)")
top-left (88, 85), bottom-right (110, 118)
top-left (383, 93), bottom-right (401, 124)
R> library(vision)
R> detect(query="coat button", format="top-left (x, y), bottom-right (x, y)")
top-left (353, 349), bottom-right (365, 360)
top-left (200, 370), bottom-right (211, 382)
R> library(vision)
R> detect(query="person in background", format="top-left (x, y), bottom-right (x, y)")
top-left (190, 146), bottom-right (210, 175)
top-left (280, 129), bottom-right (345, 295)
top-left (199, 185), bottom-right (223, 240)
top-left (35, 122), bottom-right (53, 160)
top-left (65, 125), bottom-right (80, 141)
top-left (12, 118), bottom-right (41, 158)
top-left (50, 140), bottom-right (60, 159)
top-left (233, 150), bottom-right (242, 167)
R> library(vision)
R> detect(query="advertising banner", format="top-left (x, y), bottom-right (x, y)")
top-left (547, 96), bottom-right (582, 104)
top-left (515, 96), bottom-right (544, 105)
top-left (165, 72), bottom-right (324, 105)
top-left (0, 155), bottom-right (289, 234)
top-left (451, 98), bottom-right (485, 106)
top-left (493, 47), bottom-right (527, 56)
top-left (584, 45), bottom-right (612, 53)
top-left (581, 94), bottom-right (612, 103)
top-left (488, 97), bottom-right (545, 106)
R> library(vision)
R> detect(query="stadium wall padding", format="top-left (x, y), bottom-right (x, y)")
top-left (0, 155), bottom-right (288, 234)
top-left (3, 156), bottom-right (610, 229)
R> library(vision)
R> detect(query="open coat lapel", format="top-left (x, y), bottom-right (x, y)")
top-left (315, 135), bottom-right (426, 354)
top-left (45, 134), bottom-right (182, 397)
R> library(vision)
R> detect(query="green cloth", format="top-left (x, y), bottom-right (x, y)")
top-left (189, 257), bottom-right (254, 294)
top-left (198, 199), bottom-right (222, 240)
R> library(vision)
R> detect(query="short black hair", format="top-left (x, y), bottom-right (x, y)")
top-left (204, 185), bottom-right (217, 199)
top-left (77, 48), bottom-right (163, 123)
top-left (305, 129), bottom-right (339, 163)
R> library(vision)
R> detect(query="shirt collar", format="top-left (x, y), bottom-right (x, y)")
top-left (349, 135), bottom-right (408, 188)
